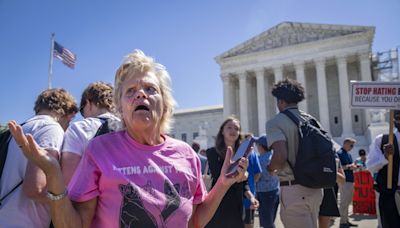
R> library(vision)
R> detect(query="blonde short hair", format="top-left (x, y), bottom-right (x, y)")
top-left (34, 88), bottom-right (78, 116)
top-left (114, 50), bottom-right (176, 133)
top-left (80, 81), bottom-right (115, 116)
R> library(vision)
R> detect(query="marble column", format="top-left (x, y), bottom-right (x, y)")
top-left (222, 74), bottom-right (233, 118)
top-left (295, 62), bottom-right (308, 112)
top-left (337, 55), bottom-right (354, 136)
top-left (239, 72), bottom-right (249, 132)
top-left (359, 53), bottom-right (372, 81)
top-left (255, 69), bottom-right (267, 134)
top-left (359, 52), bottom-right (372, 125)
top-left (274, 65), bottom-right (283, 82)
top-left (273, 66), bottom-right (283, 114)
top-left (315, 58), bottom-right (331, 133)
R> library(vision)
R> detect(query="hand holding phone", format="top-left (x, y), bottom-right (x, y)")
top-left (225, 138), bottom-right (254, 178)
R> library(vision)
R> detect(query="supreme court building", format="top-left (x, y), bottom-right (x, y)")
top-left (172, 21), bottom-right (394, 151)
top-left (215, 21), bottom-right (379, 146)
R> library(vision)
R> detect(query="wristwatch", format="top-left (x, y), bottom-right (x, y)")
top-left (46, 188), bottom-right (68, 201)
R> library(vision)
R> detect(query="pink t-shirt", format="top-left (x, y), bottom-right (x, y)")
top-left (68, 131), bottom-right (207, 228)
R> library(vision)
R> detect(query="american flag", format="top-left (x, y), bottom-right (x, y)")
top-left (53, 41), bottom-right (76, 69)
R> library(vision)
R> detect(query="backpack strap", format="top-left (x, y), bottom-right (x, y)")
top-left (280, 109), bottom-right (299, 173)
top-left (94, 117), bottom-right (110, 137)
top-left (281, 109), bottom-right (300, 126)
top-left (0, 129), bottom-right (12, 180)
top-left (0, 122), bottom-right (26, 180)
top-left (282, 109), bottom-right (325, 134)
top-left (0, 180), bottom-right (23, 206)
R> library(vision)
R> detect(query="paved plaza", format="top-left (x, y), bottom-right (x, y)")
top-left (253, 205), bottom-right (378, 228)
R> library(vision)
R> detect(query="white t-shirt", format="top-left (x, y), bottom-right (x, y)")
top-left (367, 130), bottom-right (400, 186)
top-left (62, 112), bottom-right (120, 156)
top-left (0, 115), bottom-right (64, 228)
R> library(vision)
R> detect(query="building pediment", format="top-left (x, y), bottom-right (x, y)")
top-left (216, 22), bottom-right (374, 60)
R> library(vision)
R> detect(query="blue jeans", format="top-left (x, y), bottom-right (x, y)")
top-left (257, 189), bottom-right (279, 228)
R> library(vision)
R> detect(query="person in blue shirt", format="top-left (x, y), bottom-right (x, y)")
top-left (355, 149), bottom-right (367, 170)
top-left (337, 138), bottom-right (358, 228)
top-left (243, 133), bottom-right (262, 228)
top-left (255, 135), bottom-right (280, 228)
top-left (192, 142), bottom-right (207, 174)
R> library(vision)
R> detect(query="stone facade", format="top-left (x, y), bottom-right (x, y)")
top-left (215, 21), bottom-right (376, 153)
top-left (171, 105), bottom-right (223, 150)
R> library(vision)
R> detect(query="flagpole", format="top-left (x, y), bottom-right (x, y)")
top-left (48, 33), bottom-right (55, 89)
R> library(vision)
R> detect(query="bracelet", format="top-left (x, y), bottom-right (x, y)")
top-left (46, 188), bottom-right (68, 201)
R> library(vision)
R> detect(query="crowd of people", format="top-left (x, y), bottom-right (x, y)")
top-left (0, 49), bottom-right (398, 228)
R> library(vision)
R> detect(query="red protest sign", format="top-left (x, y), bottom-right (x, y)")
top-left (352, 171), bottom-right (376, 215)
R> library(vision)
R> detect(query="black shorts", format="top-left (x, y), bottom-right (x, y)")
top-left (243, 208), bottom-right (255, 224)
top-left (319, 187), bottom-right (340, 217)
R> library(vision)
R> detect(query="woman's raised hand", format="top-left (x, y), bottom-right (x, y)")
top-left (8, 120), bottom-right (60, 174)
top-left (220, 146), bottom-right (249, 186)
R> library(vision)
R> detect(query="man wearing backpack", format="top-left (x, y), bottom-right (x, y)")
top-left (337, 138), bottom-right (358, 227)
top-left (61, 82), bottom-right (120, 184)
top-left (0, 88), bottom-right (78, 228)
top-left (367, 110), bottom-right (400, 228)
top-left (266, 78), bottom-right (324, 228)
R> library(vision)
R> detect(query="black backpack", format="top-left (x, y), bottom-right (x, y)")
top-left (94, 117), bottom-right (121, 137)
top-left (0, 125), bottom-right (12, 179)
top-left (0, 124), bottom-right (24, 206)
top-left (282, 109), bottom-right (337, 188)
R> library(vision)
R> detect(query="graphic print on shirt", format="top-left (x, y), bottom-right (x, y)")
top-left (119, 181), bottom-right (182, 227)
top-left (119, 183), bottom-right (157, 228)
top-left (142, 180), bottom-right (156, 198)
top-left (161, 180), bottom-right (181, 222)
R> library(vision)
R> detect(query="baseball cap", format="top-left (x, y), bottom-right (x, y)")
top-left (254, 135), bottom-right (268, 147)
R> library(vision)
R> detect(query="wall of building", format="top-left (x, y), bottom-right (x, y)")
top-left (171, 106), bottom-right (223, 150)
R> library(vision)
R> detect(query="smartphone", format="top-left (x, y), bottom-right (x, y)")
top-left (225, 138), bottom-right (254, 178)
top-left (335, 158), bottom-right (340, 171)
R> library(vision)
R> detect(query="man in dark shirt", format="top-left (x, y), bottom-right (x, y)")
top-left (367, 110), bottom-right (400, 228)
top-left (337, 138), bottom-right (358, 228)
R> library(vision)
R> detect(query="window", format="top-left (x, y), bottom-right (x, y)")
top-left (334, 117), bottom-right (338, 124)
top-left (193, 132), bottom-right (199, 139)
top-left (354, 115), bottom-right (359, 122)
top-left (181, 133), bottom-right (187, 142)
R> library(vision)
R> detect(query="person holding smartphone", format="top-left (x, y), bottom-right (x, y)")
top-left (206, 117), bottom-right (258, 228)
top-left (337, 138), bottom-right (358, 227)
top-left (9, 50), bottom-right (249, 228)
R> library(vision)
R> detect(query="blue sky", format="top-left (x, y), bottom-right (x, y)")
top-left (0, 0), bottom-right (399, 124)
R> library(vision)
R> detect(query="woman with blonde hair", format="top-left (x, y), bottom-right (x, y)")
top-left (9, 50), bottom-right (248, 228)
